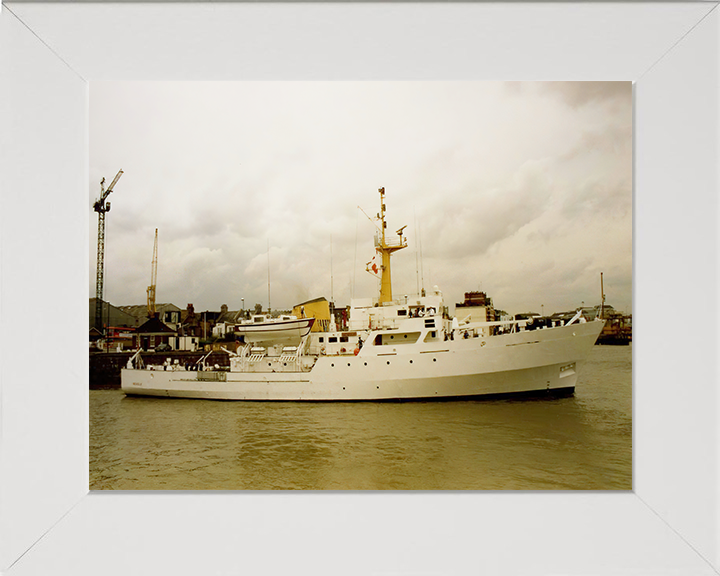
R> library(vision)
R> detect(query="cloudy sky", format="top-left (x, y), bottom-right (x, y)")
top-left (90, 81), bottom-right (632, 316)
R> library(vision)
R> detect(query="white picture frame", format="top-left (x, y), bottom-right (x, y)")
top-left (0, 2), bottom-right (718, 574)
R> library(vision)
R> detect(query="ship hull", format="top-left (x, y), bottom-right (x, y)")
top-left (121, 320), bottom-right (602, 401)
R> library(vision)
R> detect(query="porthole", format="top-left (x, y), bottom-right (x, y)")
top-left (433, 358), bottom-right (437, 362)
top-left (364, 362), bottom-right (367, 366)
top-left (387, 361), bottom-right (390, 365)
top-left (409, 360), bottom-right (413, 364)
top-left (347, 363), bottom-right (351, 367)
top-left (331, 363), bottom-right (335, 367)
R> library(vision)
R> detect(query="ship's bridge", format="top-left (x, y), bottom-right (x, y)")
top-left (348, 291), bottom-right (445, 331)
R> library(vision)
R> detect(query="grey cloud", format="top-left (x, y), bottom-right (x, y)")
top-left (543, 81), bottom-right (631, 108)
top-left (560, 178), bottom-right (631, 222)
top-left (425, 160), bottom-right (554, 260)
top-left (560, 124), bottom-right (632, 163)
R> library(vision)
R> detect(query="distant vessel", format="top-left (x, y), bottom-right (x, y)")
top-left (122, 187), bottom-right (604, 401)
top-left (596, 315), bottom-right (631, 345)
top-left (595, 273), bottom-right (631, 345)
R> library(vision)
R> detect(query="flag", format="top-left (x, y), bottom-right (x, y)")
top-left (366, 254), bottom-right (381, 278)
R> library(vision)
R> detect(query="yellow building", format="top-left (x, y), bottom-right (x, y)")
top-left (292, 297), bottom-right (331, 332)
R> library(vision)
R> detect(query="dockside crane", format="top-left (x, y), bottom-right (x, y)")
top-left (93, 169), bottom-right (123, 331)
top-left (147, 229), bottom-right (159, 319)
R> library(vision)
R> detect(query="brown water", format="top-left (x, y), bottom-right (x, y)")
top-left (90, 345), bottom-right (632, 490)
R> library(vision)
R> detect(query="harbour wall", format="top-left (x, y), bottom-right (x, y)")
top-left (89, 351), bottom-right (230, 389)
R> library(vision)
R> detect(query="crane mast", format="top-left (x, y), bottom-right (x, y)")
top-left (147, 229), bottom-right (158, 318)
top-left (93, 169), bottom-right (123, 331)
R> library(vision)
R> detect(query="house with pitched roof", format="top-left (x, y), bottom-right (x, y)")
top-left (118, 303), bottom-right (182, 330)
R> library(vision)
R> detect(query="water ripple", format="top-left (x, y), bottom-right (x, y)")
top-left (90, 345), bottom-right (632, 490)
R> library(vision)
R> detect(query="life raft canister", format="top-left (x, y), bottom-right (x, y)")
top-left (353, 348), bottom-right (360, 356)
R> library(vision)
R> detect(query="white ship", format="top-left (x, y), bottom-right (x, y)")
top-left (121, 187), bottom-right (604, 401)
top-left (233, 314), bottom-right (315, 345)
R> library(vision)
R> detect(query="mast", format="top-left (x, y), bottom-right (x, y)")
top-left (374, 187), bottom-right (407, 304)
top-left (330, 233), bottom-right (334, 304)
top-left (414, 208), bottom-right (420, 295)
top-left (330, 233), bottom-right (335, 325)
top-left (600, 272), bottom-right (606, 319)
top-left (267, 239), bottom-right (271, 315)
